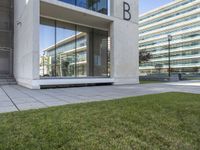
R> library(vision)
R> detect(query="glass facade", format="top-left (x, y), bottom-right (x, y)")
top-left (58, 0), bottom-right (108, 15)
top-left (40, 18), bottom-right (110, 78)
top-left (139, 0), bottom-right (200, 76)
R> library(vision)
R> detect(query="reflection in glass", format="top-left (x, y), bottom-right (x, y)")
top-left (76, 0), bottom-right (88, 9)
top-left (56, 21), bottom-right (76, 77)
top-left (96, 0), bottom-right (108, 14)
top-left (93, 29), bottom-right (109, 77)
top-left (58, 0), bottom-right (108, 15)
top-left (40, 18), bottom-right (56, 77)
top-left (76, 26), bottom-right (90, 77)
top-left (40, 18), bottom-right (110, 78)
top-left (59, 0), bottom-right (75, 5)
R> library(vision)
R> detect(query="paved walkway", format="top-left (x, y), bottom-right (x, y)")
top-left (0, 80), bottom-right (200, 113)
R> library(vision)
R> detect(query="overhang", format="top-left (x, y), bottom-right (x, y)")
top-left (40, 0), bottom-right (114, 30)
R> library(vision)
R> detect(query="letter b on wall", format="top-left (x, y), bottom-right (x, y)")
top-left (123, 1), bottom-right (131, 21)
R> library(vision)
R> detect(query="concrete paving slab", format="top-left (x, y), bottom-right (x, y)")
top-left (43, 101), bottom-right (69, 107)
top-left (12, 97), bottom-right (38, 104)
top-left (0, 101), bottom-right (14, 107)
top-left (0, 106), bottom-right (18, 113)
top-left (0, 80), bottom-right (200, 113)
top-left (0, 97), bottom-right (10, 102)
top-left (17, 102), bottom-right (47, 111)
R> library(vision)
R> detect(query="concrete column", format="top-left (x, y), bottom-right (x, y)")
top-left (110, 0), bottom-right (139, 85)
top-left (14, 0), bottom-right (40, 89)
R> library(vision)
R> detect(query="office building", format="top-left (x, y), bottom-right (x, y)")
top-left (139, 0), bottom-right (200, 75)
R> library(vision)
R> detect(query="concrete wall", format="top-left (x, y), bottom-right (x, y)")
top-left (14, 0), bottom-right (40, 89)
top-left (110, 0), bottom-right (139, 84)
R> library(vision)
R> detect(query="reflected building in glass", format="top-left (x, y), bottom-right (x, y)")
top-left (40, 18), bottom-right (110, 78)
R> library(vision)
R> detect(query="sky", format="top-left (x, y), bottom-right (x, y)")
top-left (139, 0), bottom-right (174, 14)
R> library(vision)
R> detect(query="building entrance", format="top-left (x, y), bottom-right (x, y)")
top-left (0, 0), bottom-right (13, 76)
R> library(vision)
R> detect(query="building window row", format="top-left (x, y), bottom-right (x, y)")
top-left (141, 41), bottom-right (200, 53)
top-left (140, 0), bottom-right (196, 22)
top-left (139, 22), bottom-right (200, 41)
top-left (140, 12), bottom-right (200, 34)
top-left (140, 58), bottom-right (200, 67)
top-left (140, 32), bottom-right (200, 47)
top-left (140, 4), bottom-right (199, 27)
top-left (151, 49), bottom-right (200, 59)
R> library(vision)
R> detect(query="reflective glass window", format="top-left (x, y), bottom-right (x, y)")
top-left (40, 18), bottom-right (110, 78)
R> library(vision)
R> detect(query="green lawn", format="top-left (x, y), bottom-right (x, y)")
top-left (0, 93), bottom-right (200, 150)
top-left (140, 80), bottom-right (163, 84)
top-left (185, 77), bottom-right (200, 80)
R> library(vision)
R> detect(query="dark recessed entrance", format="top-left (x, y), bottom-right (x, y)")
top-left (0, 0), bottom-right (13, 76)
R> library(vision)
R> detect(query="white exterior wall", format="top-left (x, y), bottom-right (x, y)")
top-left (110, 0), bottom-right (139, 84)
top-left (14, 0), bottom-right (139, 89)
top-left (14, 0), bottom-right (40, 89)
